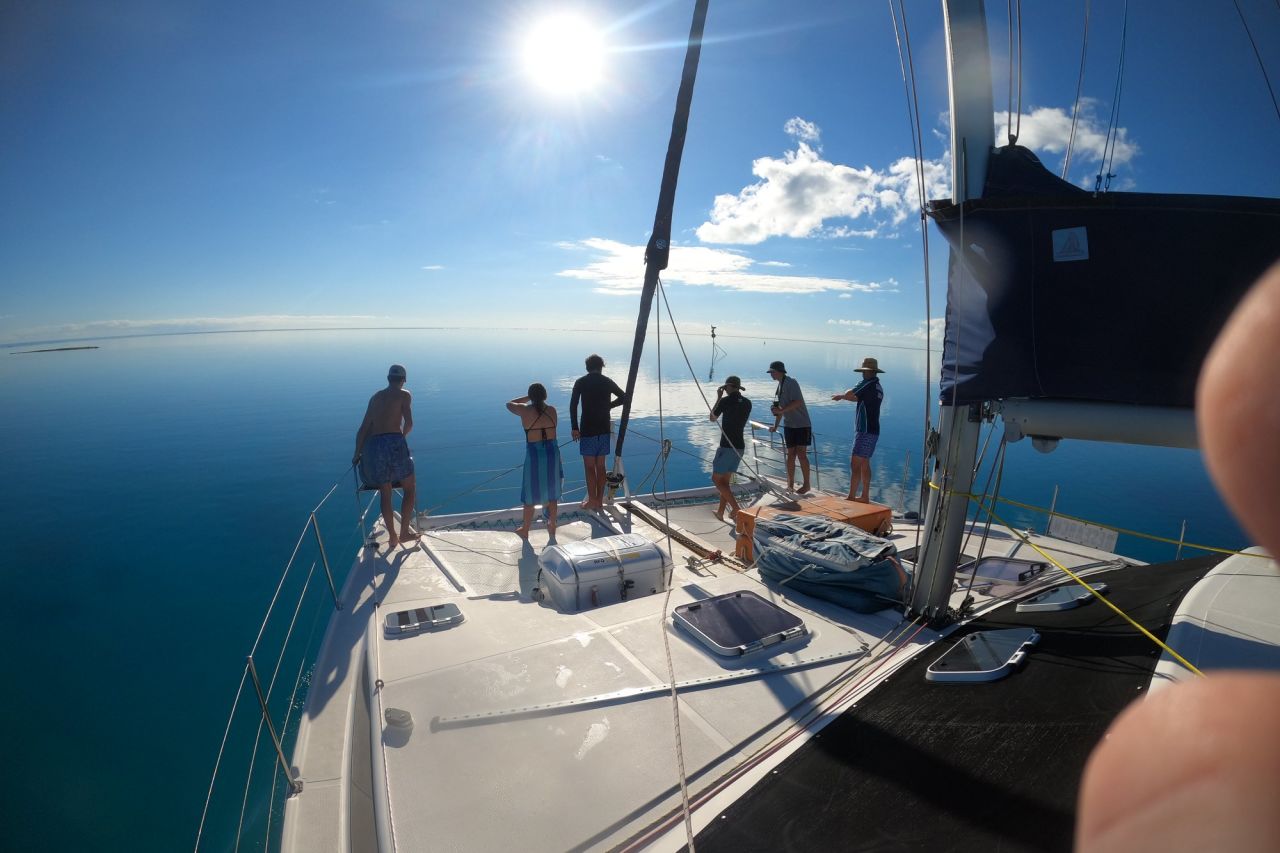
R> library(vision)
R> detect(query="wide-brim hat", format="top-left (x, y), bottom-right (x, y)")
top-left (767, 360), bottom-right (786, 374)
top-left (725, 375), bottom-right (745, 390)
top-left (855, 357), bottom-right (884, 374)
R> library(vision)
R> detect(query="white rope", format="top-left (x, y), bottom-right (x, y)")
top-left (653, 290), bottom-right (698, 851)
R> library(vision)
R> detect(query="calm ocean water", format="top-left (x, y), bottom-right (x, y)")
top-left (0, 328), bottom-right (1245, 850)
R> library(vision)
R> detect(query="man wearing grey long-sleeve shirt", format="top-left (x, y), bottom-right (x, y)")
top-left (766, 360), bottom-right (811, 494)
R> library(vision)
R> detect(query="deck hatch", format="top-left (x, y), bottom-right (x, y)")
top-left (1016, 582), bottom-right (1108, 612)
top-left (673, 590), bottom-right (807, 657)
top-left (926, 627), bottom-right (1039, 683)
top-left (955, 556), bottom-right (1048, 585)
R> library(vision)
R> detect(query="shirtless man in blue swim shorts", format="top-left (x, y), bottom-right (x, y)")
top-left (353, 364), bottom-right (417, 551)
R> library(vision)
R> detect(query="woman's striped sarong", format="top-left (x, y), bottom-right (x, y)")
top-left (521, 439), bottom-right (563, 505)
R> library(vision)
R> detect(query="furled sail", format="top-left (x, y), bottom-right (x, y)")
top-left (930, 145), bottom-right (1280, 408)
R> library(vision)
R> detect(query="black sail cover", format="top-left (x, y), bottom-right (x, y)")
top-left (930, 145), bottom-right (1280, 408)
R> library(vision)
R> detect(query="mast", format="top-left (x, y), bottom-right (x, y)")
top-left (608, 0), bottom-right (711, 498)
top-left (909, 0), bottom-right (993, 621)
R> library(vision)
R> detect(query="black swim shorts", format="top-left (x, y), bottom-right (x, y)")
top-left (783, 426), bottom-right (812, 448)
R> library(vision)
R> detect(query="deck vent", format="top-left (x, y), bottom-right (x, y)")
top-left (673, 590), bottom-right (807, 657)
top-left (926, 627), bottom-right (1039, 683)
top-left (383, 603), bottom-right (464, 636)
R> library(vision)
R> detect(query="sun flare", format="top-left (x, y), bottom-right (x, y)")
top-left (521, 14), bottom-right (605, 96)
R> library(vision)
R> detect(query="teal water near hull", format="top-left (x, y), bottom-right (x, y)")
top-left (0, 328), bottom-right (1245, 851)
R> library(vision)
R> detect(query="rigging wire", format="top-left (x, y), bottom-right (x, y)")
top-left (1233, 0), bottom-right (1280, 123)
top-left (1006, 0), bottom-right (1024, 144)
top-left (960, 435), bottom-right (1008, 601)
top-left (657, 277), bottom-right (766, 482)
top-left (886, 0), bottom-right (937, 527)
top-left (1096, 0), bottom-right (1129, 194)
top-left (1062, 0), bottom-right (1092, 179)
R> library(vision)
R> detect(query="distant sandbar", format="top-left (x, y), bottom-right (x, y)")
top-left (11, 345), bottom-right (101, 354)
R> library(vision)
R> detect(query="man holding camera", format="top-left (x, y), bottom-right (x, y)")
top-left (709, 375), bottom-right (751, 521)
top-left (766, 360), bottom-right (811, 494)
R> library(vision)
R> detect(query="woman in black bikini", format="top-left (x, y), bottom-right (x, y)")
top-left (506, 383), bottom-right (562, 541)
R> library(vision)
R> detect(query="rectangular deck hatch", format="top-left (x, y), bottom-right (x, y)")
top-left (955, 556), bottom-right (1048, 585)
top-left (673, 590), bottom-right (807, 657)
top-left (384, 603), bottom-right (464, 636)
top-left (926, 628), bottom-right (1039, 683)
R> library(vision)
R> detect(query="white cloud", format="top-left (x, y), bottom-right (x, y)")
top-left (695, 106), bottom-right (1141, 248)
top-left (827, 318), bottom-right (874, 327)
top-left (908, 316), bottom-right (947, 344)
top-left (838, 293), bottom-right (852, 299)
top-left (995, 101), bottom-right (1139, 169)
top-left (759, 260), bottom-right (792, 267)
top-left (421, 264), bottom-right (445, 270)
top-left (556, 237), bottom-right (891, 296)
top-left (695, 119), bottom-right (949, 245)
top-left (783, 117), bottom-right (821, 144)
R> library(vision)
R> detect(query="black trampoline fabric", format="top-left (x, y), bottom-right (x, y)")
top-left (693, 555), bottom-right (1220, 853)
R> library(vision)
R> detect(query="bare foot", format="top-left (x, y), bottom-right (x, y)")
top-left (400, 529), bottom-right (420, 545)
top-left (797, 484), bottom-right (811, 495)
top-left (385, 533), bottom-right (400, 553)
top-left (729, 508), bottom-right (738, 519)
top-left (714, 510), bottom-right (726, 522)
top-left (514, 527), bottom-right (529, 540)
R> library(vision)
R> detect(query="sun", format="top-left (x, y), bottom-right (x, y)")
top-left (521, 14), bottom-right (606, 96)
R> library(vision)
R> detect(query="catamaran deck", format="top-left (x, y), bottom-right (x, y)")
top-left (280, 481), bottom-right (1248, 852)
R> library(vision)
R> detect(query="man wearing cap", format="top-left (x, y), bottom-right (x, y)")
top-left (353, 364), bottom-right (418, 551)
top-left (766, 360), bottom-right (812, 494)
top-left (709, 375), bottom-right (752, 521)
top-left (832, 357), bottom-right (885, 502)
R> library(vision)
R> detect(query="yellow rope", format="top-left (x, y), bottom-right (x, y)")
top-left (924, 481), bottom-right (1205, 677)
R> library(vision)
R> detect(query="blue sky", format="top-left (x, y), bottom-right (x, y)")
top-left (3, 0), bottom-right (1278, 347)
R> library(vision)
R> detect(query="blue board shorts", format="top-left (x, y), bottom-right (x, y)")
top-left (712, 446), bottom-right (742, 475)
top-left (783, 426), bottom-right (812, 448)
top-left (360, 433), bottom-right (414, 486)
top-left (522, 439), bottom-right (563, 505)
top-left (579, 432), bottom-right (610, 457)
top-left (852, 432), bottom-right (879, 459)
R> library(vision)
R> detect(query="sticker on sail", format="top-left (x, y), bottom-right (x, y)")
top-left (1052, 227), bottom-right (1089, 262)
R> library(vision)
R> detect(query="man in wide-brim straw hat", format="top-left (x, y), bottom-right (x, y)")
top-left (832, 357), bottom-right (885, 503)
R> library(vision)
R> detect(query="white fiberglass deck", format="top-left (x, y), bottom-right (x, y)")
top-left (280, 487), bottom-right (1204, 852)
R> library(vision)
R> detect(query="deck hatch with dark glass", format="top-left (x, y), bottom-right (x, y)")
top-left (672, 590), bottom-right (807, 657)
